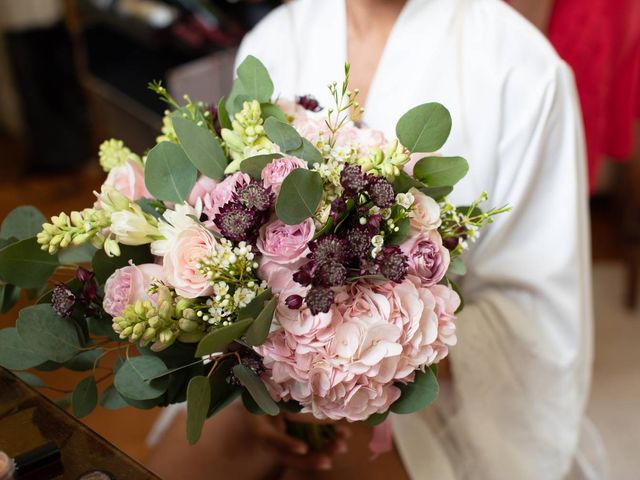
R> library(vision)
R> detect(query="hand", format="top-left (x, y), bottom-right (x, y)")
top-left (249, 412), bottom-right (352, 471)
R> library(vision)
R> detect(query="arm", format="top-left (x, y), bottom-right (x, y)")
top-left (509, 0), bottom-right (555, 33)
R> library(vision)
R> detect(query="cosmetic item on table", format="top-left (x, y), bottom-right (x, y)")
top-left (0, 442), bottom-right (62, 479)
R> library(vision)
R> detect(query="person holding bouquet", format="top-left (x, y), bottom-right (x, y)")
top-left (148, 0), bottom-right (603, 479)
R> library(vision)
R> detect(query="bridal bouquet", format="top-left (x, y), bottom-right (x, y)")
top-left (0, 56), bottom-right (506, 446)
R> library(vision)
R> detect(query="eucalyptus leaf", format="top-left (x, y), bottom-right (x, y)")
top-left (419, 185), bottom-right (454, 201)
top-left (263, 117), bottom-right (302, 152)
top-left (208, 358), bottom-right (240, 416)
top-left (260, 103), bottom-right (287, 123)
top-left (16, 304), bottom-right (80, 363)
top-left (100, 385), bottom-right (128, 410)
top-left (0, 206), bottom-right (46, 241)
top-left (88, 316), bottom-right (119, 340)
top-left (12, 370), bottom-right (46, 388)
top-left (186, 376), bottom-right (212, 444)
top-left (92, 245), bottom-right (154, 284)
top-left (242, 390), bottom-right (266, 415)
top-left (55, 393), bottom-right (72, 410)
top-left (413, 156), bottom-right (469, 188)
top-left (287, 138), bottom-right (323, 165)
top-left (237, 289), bottom-right (273, 321)
top-left (386, 217), bottom-right (410, 245)
top-left (239, 154), bottom-right (282, 179)
top-left (144, 141), bottom-right (198, 203)
top-left (58, 243), bottom-right (97, 264)
top-left (0, 237), bottom-right (58, 289)
top-left (245, 297), bottom-right (277, 347)
top-left (235, 55), bottom-right (274, 104)
top-left (136, 198), bottom-right (165, 219)
top-left (396, 103), bottom-right (452, 153)
top-left (0, 284), bottom-right (21, 314)
top-left (364, 411), bottom-right (389, 427)
top-left (195, 318), bottom-right (253, 357)
top-left (447, 256), bottom-right (466, 276)
top-left (217, 96), bottom-right (232, 130)
top-left (275, 169), bottom-right (323, 225)
top-left (232, 364), bottom-right (279, 416)
top-left (72, 375), bottom-right (98, 418)
top-left (390, 368), bottom-right (439, 414)
top-left (64, 349), bottom-right (103, 371)
top-left (114, 356), bottom-right (169, 401)
top-left (391, 171), bottom-right (425, 194)
top-left (172, 114), bottom-right (227, 180)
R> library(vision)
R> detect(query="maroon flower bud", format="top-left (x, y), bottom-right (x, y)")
top-left (368, 176), bottom-right (395, 209)
top-left (51, 284), bottom-right (76, 318)
top-left (296, 95), bottom-right (322, 112)
top-left (443, 237), bottom-right (459, 250)
top-left (315, 261), bottom-right (347, 287)
top-left (285, 294), bottom-right (303, 309)
top-left (305, 287), bottom-right (335, 315)
top-left (340, 164), bottom-right (368, 195)
top-left (367, 214), bottom-right (383, 231)
top-left (75, 267), bottom-right (94, 283)
top-left (376, 245), bottom-right (409, 283)
top-left (293, 261), bottom-right (315, 286)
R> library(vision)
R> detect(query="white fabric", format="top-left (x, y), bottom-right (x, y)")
top-left (235, 0), bottom-right (604, 478)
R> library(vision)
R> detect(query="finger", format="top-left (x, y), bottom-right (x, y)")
top-left (278, 452), bottom-right (333, 471)
top-left (256, 423), bottom-right (309, 455)
top-left (334, 423), bottom-right (352, 440)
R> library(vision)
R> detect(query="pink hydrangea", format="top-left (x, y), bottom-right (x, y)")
top-left (103, 263), bottom-right (164, 317)
top-left (334, 125), bottom-right (387, 155)
top-left (257, 276), bottom-right (458, 421)
top-left (261, 156), bottom-right (307, 193)
top-left (429, 284), bottom-right (460, 362)
top-left (103, 160), bottom-right (150, 201)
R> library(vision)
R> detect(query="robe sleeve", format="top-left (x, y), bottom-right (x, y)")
top-left (394, 63), bottom-right (599, 480)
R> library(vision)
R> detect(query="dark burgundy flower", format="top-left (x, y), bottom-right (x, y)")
top-left (75, 267), bottom-right (94, 283)
top-left (314, 261), bottom-right (347, 287)
top-left (340, 164), bottom-right (368, 196)
top-left (345, 226), bottom-right (374, 258)
top-left (209, 104), bottom-right (222, 136)
top-left (443, 237), bottom-right (459, 250)
top-left (293, 261), bottom-right (315, 286)
top-left (214, 201), bottom-right (258, 242)
top-left (329, 197), bottom-right (347, 223)
top-left (368, 176), bottom-right (395, 208)
top-left (305, 287), bottom-right (335, 315)
top-left (367, 214), bottom-right (383, 231)
top-left (234, 180), bottom-right (274, 212)
top-left (309, 235), bottom-right (349, 265)
top-left (227, 348), bottom-right (265, 385)
top-left (51, 284), bottom-right (76, 318)
top-left (376, 245), bottom-right (409, 283)
top-left (285, 294), bottom-right (303, 309)
top-left (296, 95), bottom-right (322, 112)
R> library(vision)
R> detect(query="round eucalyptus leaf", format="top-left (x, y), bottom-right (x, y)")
top-left (0, 206), bottom-right (46, 242)
top-left (275, 169), bottom-right (323, 225)
top-left (16, 304), bottom-right (80, 363)
top-left (195, 318), bottom-right (253, 357)
top-left (100, 385), bottom-right (128, 410)
top-left (413, 156), bottom-right (469, 188)
top-left (232, 364), bottom-right (279, 416)
top-left (396, 103), bottom-right (452, 153)
top-left (172, 114), bottom-right (227, 180)
top-left (114, 355), bottom-right (169, 401)
top-left (390, 368), bottom-right (439, 414)
top-left (0, 238), bottom-right (59, 290)
top-left (12, 370), bottom-right (46, 388)
top-left (144, 141), bottom-right (198, 203)
top-left (72, 375), bottom-right (98, 418)
top-left (263, 117), bottom-right (302, 152)
top-left (239, 154), bottom-right (282, 179)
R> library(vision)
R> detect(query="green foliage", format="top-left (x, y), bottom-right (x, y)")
top-left (58, 243), bottom-right (98, 264)
top-left (227, 56), bottom-right (274, 114)
top-left (0, 327), bottom-right (48, 370)
top-left (0, 284), bottom-right (21, 314)
top-left (92, 245), bottom-right (154, 284)
top-left (100, 385), bottom-right (128, 410)
top-left (13, 370), bottom-right (46, 388)
top-left (287, 138), bottom-right (324, 165)
top-left (114, 355), bottom-right (169, 401)
top-left (263, 117), bottom-right (303, 152)
top-left (390, 367), bottom-right (439, 414)
top-left (0, 206), bottom-right (46, 242)
top-left (64, 349), bottom-right (103, 371)
top-left (245, 297), bottom-right (277, 347)
top-left (396, 103), bottom-right (452, 153)
top-left (16, 305), bottom-right (81, 363)
top-left (217, 97), bottom-right (232, 129)
top-left (72, 375), bottom-right (98, 418)
top-left (391, 171), bottom-right (453, 200)
top-left (232, 364), bottom-right (279, 416)
top-left (0, 238), bottom-right (58, 289)
top-left (386, 217), bottom-right (410, 245)
top-left (195, 318), bottom-right (253, 357)
top-left (260, 103), bottom-right (287, 123)
top-left (413, 156), bottom-right (469, 188)
top-left (172, 114), bottom-right (227, 180)
top-left (144, 141), bottom-right (198, 203)
top-left (237, 289), bottom-right (273, 321)
top-left (186, 376), bottom-right (212, 444)
top-left (364, 411), bottom-right (389, 427)
top-left (239, 154), bottom-right (282, 179)
top-left (242, 390), bottom-right (266, 415)
top-left (207, 358), bottom-right (240, 417)
top-left (447, 256), bottom-right (467, 276)
top-left (275, 169), bottom-right (323, 225)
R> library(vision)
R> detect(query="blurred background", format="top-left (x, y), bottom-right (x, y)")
top-left (0, 0), bottom-right (638, 478)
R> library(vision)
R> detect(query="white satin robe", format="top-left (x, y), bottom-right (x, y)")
top-left (235, 0), bottom-right (602, 478)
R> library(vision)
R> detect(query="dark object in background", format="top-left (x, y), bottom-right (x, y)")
top-left (5, 22), bottom-right (91, 174)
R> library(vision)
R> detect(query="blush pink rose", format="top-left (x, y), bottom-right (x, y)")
top-left (409, 188), bottom-right (441, 233)
top-left (188, 172), bottom-right (249, 228)
top-left (334, 125), bottom-right (387, 155)
top-left (103, 263), bottom-right (164, 317)
top-left (163, 225), bottom-right (216, 298)
top-left (261, 156), bottom-right (307, 193)
top-left (429, 284), bottom-right (460, 362)
top-left (103, 160), bottom-right (150, 201)
top-left (401, 230), bottom-right (450, 287)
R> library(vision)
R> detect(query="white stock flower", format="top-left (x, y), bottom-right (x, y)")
top-left (151, 203), bottom-right (200, 256)
top-left (110, 210), bottom-right (159, 245)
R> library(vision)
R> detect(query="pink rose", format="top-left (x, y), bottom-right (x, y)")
top-left (429, 284), bottom-right (459, 362)
top-left (261, 156), bottom-right (307, 193)
top-left (292, 115), bottom-right (328, 144)
top-left (103, 263), bottom-right (164, 317)
top-left (409, 188), bottom-right (441, 233)
top-left (104, 160), bottom-right (150, 201)
top-left (401, 230), bottom-right (450, 287)
top-left (163, 225), bottom-right (216, 298)
top-left (334, 125), bottom-right (387, 155)
top-left (188, 172), bottom-right (249, 228)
